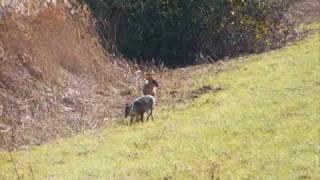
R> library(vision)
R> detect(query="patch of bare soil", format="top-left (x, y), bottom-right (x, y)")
top-left (157, 60), bottom-right (233, 105)
top-left (190, 85), bottom-right (224, 99)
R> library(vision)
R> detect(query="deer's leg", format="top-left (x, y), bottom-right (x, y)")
top-left (147, 108), bottom-right (153, 121)
top-left (151, 108), bottom-right (154, 121)
top-left (130, 116), bottom-right (133, 126)
top-left (141, 113), bottom-right (144, 123)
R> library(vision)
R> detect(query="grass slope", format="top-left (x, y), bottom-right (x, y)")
top-left (1, 33), bottom-right (319, 179)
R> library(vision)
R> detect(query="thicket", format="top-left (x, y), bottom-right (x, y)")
top-left (80, 0), bottom-right (296, 66)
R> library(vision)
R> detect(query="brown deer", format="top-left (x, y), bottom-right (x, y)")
top-left (142, 72), bottom-right (159, 96)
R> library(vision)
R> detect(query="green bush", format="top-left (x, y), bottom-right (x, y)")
top-left (81, 0), bottom-right (296, 66)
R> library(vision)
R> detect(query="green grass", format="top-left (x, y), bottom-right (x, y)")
top-left (299, 23), bottom-right (320, 32)
top-left (1, 32), bottom-right (319, 179)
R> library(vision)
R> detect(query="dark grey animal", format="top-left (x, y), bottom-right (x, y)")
top-left (124, 95), bottom-right (155, 125)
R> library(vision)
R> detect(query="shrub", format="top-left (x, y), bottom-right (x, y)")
top-left (82, 0), bottom-right (297, 66)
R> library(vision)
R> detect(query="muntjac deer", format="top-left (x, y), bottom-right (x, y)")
top-left (142, 72), bottom-right (159, 96)
top-left (124, 95), bottom-right (155, 125)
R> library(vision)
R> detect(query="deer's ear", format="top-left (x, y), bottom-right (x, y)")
top-left (144, 71), bottom-right (152, 78)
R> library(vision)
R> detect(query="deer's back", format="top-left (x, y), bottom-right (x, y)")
top-left (132, 95), bottom-right (154, 113)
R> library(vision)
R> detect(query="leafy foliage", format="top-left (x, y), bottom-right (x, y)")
top-left (82, 0), bottom-right (296, 66)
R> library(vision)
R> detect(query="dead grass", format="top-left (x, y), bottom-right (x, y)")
top-left (288, 0), bottom-right (320, 24)
top-left (0, 6), bottom-right (143, 149)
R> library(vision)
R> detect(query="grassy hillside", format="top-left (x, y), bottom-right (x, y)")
top-left (0, 31), bottom-right (319, 179)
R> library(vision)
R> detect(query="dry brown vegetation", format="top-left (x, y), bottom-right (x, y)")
top-left (288, 0), bottom-right (320, 24)
top-left (0, 5), bottom-right (140, 149)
